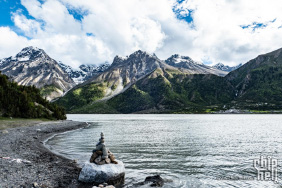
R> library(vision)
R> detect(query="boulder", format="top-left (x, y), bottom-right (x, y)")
top-left (144, 175), bottom-right (164, 187)
top-left (79, 160), bottom-right (125, 186)
top-left (134, 175), bottom-right (166, 187)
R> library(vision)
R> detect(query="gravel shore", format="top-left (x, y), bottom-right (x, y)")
top-left (0, 120), bottom-right (89, 188)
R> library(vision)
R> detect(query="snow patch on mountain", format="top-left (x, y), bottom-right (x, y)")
top-left (165, 54), bottom-right (228, 76)
top-left (18, 56), bottom-right (30, 61)
top-left (171, 54), bottom-right (202, 65)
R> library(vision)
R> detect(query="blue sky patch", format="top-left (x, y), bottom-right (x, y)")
top-left (240, 22), bottom-right (267, 31)
top-left (180, 10), bottom-right (194, 23)
top-left (173, 0), bottom-right (194, 25)
top-left (176, 0), bottom-right (186, 4)
top-left (240, 19), bottom-right (277, 31)
top-left (202, 59), bottom-right (213, 65)
top-left (86, 33), bottom-right (94, 37)
top-left (0, 0), bottom-right (37, 27)
top-left (0, 0), bottom-right (21, 27)
top-left (67, 8), bottom-right (89, 22)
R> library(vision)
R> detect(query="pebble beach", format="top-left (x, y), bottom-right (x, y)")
top-left (0, 120), bottom-right (89, 188)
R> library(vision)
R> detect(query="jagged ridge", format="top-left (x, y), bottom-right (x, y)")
top-left (166, 54), bottom-right (228, 76)
top-left (59, 63), bottom-right (110, 84)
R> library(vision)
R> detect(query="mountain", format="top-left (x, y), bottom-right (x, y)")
top-left (0, 72), bottom-right (66, 119)
top-left (226, 47), bottom-right (282, 110)
top-left (59, 65), bottom-right (234, 114)
top-left (165, 54), bottom-right (228, 76)
top-left (55, 50), bottom-right (191, 110)
top-left (213, 63), bottom-right (242, 72)
top-left (0, 47), bottom-right (75, 101)
top-left (105, 69), bottom-right (234, 113)
top-left (55, 50), bottom-right (233, 113)
top-left (58, 63), bottom-right (110, 84)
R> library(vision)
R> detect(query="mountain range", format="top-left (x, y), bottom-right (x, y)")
top-left (4, 46), bottom-right (277, 114)
top-left (55, 48), bottom-right (282, 114)
top-left (55, 50), bottom-right (235, 111)
top-left (0, 47), bottom-right (236, 102)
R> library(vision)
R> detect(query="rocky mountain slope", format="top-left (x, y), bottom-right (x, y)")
top-left (165, 54), bottom-right (228, 76)
top-left (0, 47), bottom-right (75, 100)
top-left (213, 63), bottom-right (242, 72)
top-left (85, 50), bottom-right (191, 98)
top-left (59, 63), bottom-right (110, 84)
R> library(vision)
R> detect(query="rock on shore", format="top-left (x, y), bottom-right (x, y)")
top-left (79, 160), bottom-right (125, 185)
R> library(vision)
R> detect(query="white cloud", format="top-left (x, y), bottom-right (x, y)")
top-left (0, 27), bottom-right (29, 58)
top-left (80, 0), bottom-right (173, 57)
top-left (1, 0), bottom-right (282, 68)
top-left (12, 12), bottom-right (43, 38)
top-left (30, 34), bottom-right (112, 68)
top-left (175, 0), bottom-right (282, 65)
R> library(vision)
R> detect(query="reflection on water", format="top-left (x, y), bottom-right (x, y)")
top-left (46, 114), bottom-right (282, 188)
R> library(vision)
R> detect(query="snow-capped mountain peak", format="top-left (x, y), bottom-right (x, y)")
top-left (59, 62), bottom-right (110, 84)
top-left (18, 46), bottom-right (40, 55)
top-left (112, 55), bottom-right (128, 66)
top-left (165, 54), bottom-right (228, 76)
top-left (166, 54), bottom-right (197, 65)
top-left (7, 46), bottom-right (46, 62)
top-left (213, 63), bottom-right (242, 72)
top-left (167, 54), bottom-right (202, 65)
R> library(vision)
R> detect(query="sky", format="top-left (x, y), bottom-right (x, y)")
top-left (1, 0), bottom-right (282, 68)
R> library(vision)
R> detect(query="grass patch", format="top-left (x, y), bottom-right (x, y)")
top-left (73, 88), bottom-right (82, 96)
top-left (40, 85), bottom-right (61, 96)
top-left (0, 117), bottom-right (52, 130)
top-left (249, 110), bottom-right (271, 113)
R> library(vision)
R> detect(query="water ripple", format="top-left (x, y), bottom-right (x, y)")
top-left (46, 114), bottom-right (282, 188)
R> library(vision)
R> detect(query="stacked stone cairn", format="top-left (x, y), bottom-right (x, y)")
top-left (90, 133), bottom-right (118, 165)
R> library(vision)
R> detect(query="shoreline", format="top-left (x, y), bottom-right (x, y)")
top-left (0, 120), bottom-right (90, 188)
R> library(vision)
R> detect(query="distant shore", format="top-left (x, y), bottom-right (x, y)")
top-left (0, 119), bottom-right (90, 188)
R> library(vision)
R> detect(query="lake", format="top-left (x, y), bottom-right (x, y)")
top-left (45, 114), bottom-right (282, 188)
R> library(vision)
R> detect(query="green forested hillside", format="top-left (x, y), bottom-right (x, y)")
top-left (226, 48), bottom-right (282, 110)
top-left (0, 72), bottom-right (66, 119)
top-left (57, 68), bottom-right (235, 113)
top-left (55, 82), bottom-right (107, 111)
top-left (108, 69), bottom-right (235, 113)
